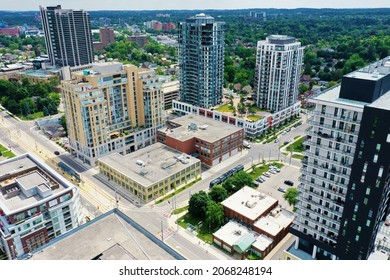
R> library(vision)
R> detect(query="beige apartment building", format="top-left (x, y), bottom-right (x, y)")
top-left (61, 62), bottom-right (164, 165)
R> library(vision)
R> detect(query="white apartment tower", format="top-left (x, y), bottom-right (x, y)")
top-left (254, 35), bottom-right (303, 112)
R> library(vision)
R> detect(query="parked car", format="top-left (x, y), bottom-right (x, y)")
top-left (243, 141), bottom-right (251, 149)
top-left (278, 187), bottom-right (286, 193)
top-left (54, 151), bottom-right (60, 155)
top-left (256, 176), bottom-right (265, 183)
top-left (270, 167), bottom-right (280, 173)
top-left (274, 138), bottom-right (279, 143)
top-left (253, 181), bottom-right (260, 187)
top-left (284, 180), bottom-right (294, 186)
top-left (269, 169), bottom-right (277, 174)
top-left (263, 172), bottom-right (271, 177)
top-left (282, 131), bottom-right (287, 135)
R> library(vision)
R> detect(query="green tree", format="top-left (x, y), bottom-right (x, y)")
top-left (299, 84), bottom-right (310, 94)
top-left (209, 185), bottom-right (228, 203)
top-left (283, 188), bottom-right (299, 209)
top-left (205, 201), bottom-right (225, 232)
top-left (188, 191), bottom-right (210, 219)
top-left (231, 171), bottom-right (253, 192)
top-left (60, 115), bottom-right (67, 135)
top-left (222, 177), bottom-right (234, 194)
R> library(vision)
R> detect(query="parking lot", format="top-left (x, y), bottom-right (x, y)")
top-left (254, 164), bottom-right (301, 211)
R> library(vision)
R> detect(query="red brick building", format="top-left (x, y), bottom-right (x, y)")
top-left (157, 115), bottom-right (244, 166)
top-left (127, 34), bottom-right (148, 47)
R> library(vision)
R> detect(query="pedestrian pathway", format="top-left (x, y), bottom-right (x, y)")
top-left (157, 226), bottom-right (176, 241)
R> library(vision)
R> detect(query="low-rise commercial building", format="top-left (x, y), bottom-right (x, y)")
top-left (158, 114), bottom-right (244, 166)
top-left (213, 187), bottom-right (294, 259)
top-left (0, 153), bottom-right (82, 259)
top-left (221, 186), bottom-right (278, 225)
top-left (97, 143), bottom-right (201, 202)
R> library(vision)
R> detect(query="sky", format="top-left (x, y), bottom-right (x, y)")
top-left (1, 0), bottom-right (390, 11)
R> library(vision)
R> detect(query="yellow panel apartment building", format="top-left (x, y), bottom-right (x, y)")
top-left (61, 62), bottom-right (164, 165)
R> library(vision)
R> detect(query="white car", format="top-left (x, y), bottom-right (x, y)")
top-left (263, 172), bottom-right (271, 177)
top-left (269, 169), bottom-right (277, 174)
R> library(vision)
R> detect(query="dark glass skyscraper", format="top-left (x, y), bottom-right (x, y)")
top-left (40, 5), bottom-right (93, 67)
top-left (290, 57), bottom-right (390, 260)
top-left (178, 14), bottom-right (224, 109)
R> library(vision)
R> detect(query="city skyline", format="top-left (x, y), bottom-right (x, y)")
top-left (1, 0), bottom-right (390, 11)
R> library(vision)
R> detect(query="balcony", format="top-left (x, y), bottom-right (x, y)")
top-left (307, 119), bottom-right (360, 136)
top-left (297, 205), bottom-right (341, 233)
top-left (309, 110), bottom-right (361, 124)
top-left (299, 193), bottom-right (344, 214)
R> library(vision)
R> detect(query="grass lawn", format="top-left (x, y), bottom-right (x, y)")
top-left (156, 178), bottom-right (201, 204)
top-left (247, 164), bottom-right (269, 179)
top-left (290, 137), bottom-right (305, 153)
top-left (269, 161), bottom-right (284, 168)
top-left (0, 144), bottom-right (15, 158)
top-left (292, 154), bottom-right (305, 160)
top-left (215, 103), bottom-right (235, 113)
top-left (247, 115), bottom-right (263, 122)
top-left (18, 111), bottom-right (44, 120)
top-left (177, 213), bottom-right (213, 243)
top-left (172, 205), bottom-right (188, 215)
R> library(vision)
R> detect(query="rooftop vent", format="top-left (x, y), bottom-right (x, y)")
top-left (188, 122), bottom-right (197, 131)
top-left (245, 200), bottom-right (257, 209)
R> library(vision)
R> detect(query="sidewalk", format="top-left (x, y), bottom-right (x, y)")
top-left (167, 212), bottom-right (234, 260)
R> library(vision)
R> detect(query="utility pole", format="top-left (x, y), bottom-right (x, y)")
top-left (161, 220), bottom-right (164, 242)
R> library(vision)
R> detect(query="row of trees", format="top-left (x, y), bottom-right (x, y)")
top-left (0, 35), bottom-right (46, 57)
top-left (0, 78), bottom-right (60, 117)
top-left (98, 37), bottom-right (176, 67)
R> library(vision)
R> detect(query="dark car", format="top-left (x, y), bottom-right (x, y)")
top-left (284, 180), bottom-right (294, 186)
top-left (54, 151), bottom-right (60, 155)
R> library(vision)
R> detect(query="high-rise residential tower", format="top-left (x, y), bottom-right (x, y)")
top-left (61, 62), bottom-right (164, 165)
top-left (254, 35), bottom-right (303, 112)
top-left (178, 13), bottom-right (225, 109)
top-left (290, 58), bottom-right (390, 260)
top-left (40, 5), bottom-right (94, 67)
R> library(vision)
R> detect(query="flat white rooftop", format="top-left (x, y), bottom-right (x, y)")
top-left (252, 234), bottom-right (273, 252)
top-left (369, 90), bottom-right (390, 111)
top-left (164, 114), bottom-right (243, 143)
top-left (312, 85), bottom-right (368, 109)
top-left (254, 209), bottom-right (294, 237)
top-left (213, 220), bottom-right (251, 246)
top-left (0, 154), bottom-right (73, 214)
top-left (98, 143), bottom-right (200, 187)
top-left (221, 186), bottom-right (277, 222)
